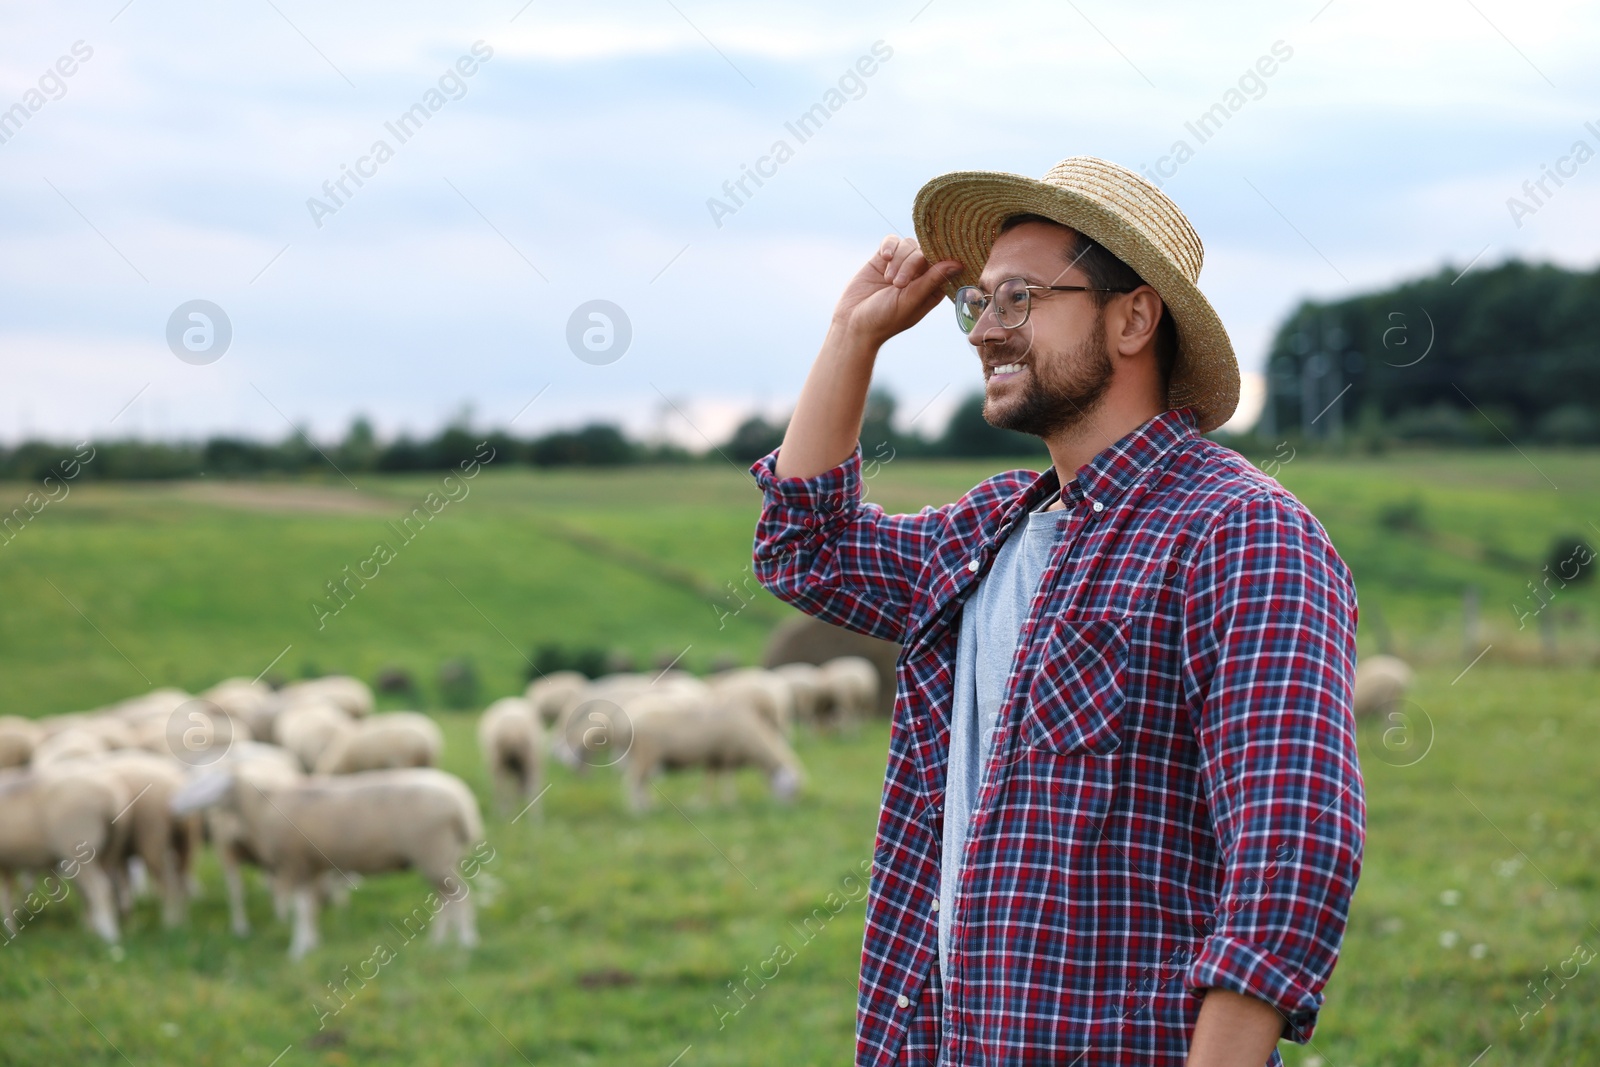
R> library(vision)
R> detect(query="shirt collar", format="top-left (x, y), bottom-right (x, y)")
top-left (1060, 406), bottom-right (1199, 510)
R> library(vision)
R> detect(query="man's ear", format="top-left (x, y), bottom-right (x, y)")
top-left (1112, 285), bottom-right (1164, 357)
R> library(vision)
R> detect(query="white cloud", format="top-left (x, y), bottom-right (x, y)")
top-left (2, 0), bottom-right (1598, 445)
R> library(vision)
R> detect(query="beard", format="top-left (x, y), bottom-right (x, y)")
top-left (982, 315), bottom-right (1113, 439)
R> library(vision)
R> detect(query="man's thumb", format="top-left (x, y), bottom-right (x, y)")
top-left (906, 260), bottom-right (961, 304)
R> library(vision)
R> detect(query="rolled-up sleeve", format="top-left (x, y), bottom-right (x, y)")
top-left (1177, 490), bottom-right (1365, 1042)
top-left (750, 446), bottom-right (948, 645)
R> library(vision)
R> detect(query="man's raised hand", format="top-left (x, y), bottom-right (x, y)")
top-left (832, 235), bottom-right (962, 349)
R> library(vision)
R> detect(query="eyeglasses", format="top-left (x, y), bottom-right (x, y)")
top-left (954, 276), bottom-right (1135, 334)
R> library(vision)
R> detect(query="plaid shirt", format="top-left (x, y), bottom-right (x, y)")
top-left (750, 406), bottom-right (1364, 1067)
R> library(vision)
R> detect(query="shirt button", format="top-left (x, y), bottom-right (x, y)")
top-left (966, 559), bottom-right (980, 572)
top-left (1091, 500), bottom-right (1104, 513)
top-left (931, 899), bottom-right (940, 912)
top-left (897, 994), bottom-right (911, 1008)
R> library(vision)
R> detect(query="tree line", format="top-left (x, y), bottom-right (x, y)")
top-left (0, 390), bottom-right (1048, 482)
top-left (1256, 258), bottom-right (1600, 446)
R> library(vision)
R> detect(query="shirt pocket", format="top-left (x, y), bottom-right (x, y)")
top-left (1020, 615), bottom-right (1129, 756)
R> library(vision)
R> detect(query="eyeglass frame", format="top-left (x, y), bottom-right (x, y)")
top-left (953, 276), bottom-right (1137, 334)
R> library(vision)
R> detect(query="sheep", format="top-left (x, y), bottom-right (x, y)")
top-left (0, 716), bottom-right (42, 768)
top-left (820, 656), bottom-right (878, 728)
top-left (553, 671), bottom-right (715, 768)
top-left (274, 702), bottom-right (354, 772)
top-left (762, 614), bottom-right (900, 715)
top-left (618, 688), bottom-right (805, 814)
top-left (1353, 654), bottom-right (1415, 720)
top-left (88, 750), bottom-right (201, 928)
top-left (0, 763), bottom-right (130, 943)
top-left (128, 700), bottom-right (251, 765)
top-left (524, 670), bottom-right (589, 728)
top-left (202, 677), bottom-right (281, 743)
top-left (171, 766), bottom-right (484, 959)
top-left (709, 667), bottom-right (795, 737)
top-left (313, 712), bottom-right (443, 775)
top-left (108, 687), bottom-right (193, 718)
top-left (772, 663), bottom-right (828, 728)
top-left (201, 742), bottom-right (306, 937)
top-left (278, 676), bottom-right (374, 718)
top-left (30, 727), bottom-right (110, 767)
top-left (478, 698), bottom-right (545, 818)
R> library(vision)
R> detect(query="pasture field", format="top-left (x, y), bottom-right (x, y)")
top-left (1, 448), bottom-right (1598, 1065)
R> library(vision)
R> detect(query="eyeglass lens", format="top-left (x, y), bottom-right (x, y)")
top-left (955, 278), bottom-right (1030, 333)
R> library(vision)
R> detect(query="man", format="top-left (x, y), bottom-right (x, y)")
top-left (750, 157), bottom-right (1364, 1066)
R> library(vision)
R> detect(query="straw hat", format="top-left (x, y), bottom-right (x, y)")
top-left (911, 156), bottom-right (1239, 433)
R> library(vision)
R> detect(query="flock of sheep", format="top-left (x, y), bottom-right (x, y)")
top-left (0, 655), bottom-right (880, 960)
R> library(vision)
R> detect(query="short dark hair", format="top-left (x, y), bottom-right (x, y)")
top-left (997, 212), bottom-right (1178, 391)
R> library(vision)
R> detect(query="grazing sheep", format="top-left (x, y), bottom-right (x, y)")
top-left (619, 689), bottom-right (805, 814)
top-left (202, 742), bottom-right (305, 937)
top-left (105, 689), bottom-right (194, 731)
top-left (820, 656), bottom-right (878, 728)
top-left (478, 698), bottom-right (545, 818)
top-left (0, 716), bottom-right (41, 768)
top-left (202, 677), bottom-right (281, 742)
top-left (709, 668), bottom-right (795, 737)
top-left (524, 670), bottom-right (589, 728)
top-left (1353, 655), bottom-right (1415, 719)
top-left (129, 701), bottom-right (251, 764)
top-left (554, 672), bottom-right (714, 769)
top-left (314, 712), bottom-right (443, 775)
top-left (772, 663), bottom-right (827, 728)
top-left (171, 766), bottom-right (484, 959)
top-left (90, 750), bottom-right (200, 928)
top-left (0, 764), bottom-right (130, 943)
top-left (762, 614), bottom-right (900, 715)
top-left (34, 711), bottom-right (97, 738)
top-left (30, 727), bottom-right (110, 767)
top-left (279, 676), bottom-right (374, 719)
top-left (274, 702), bottom-right (353, 772)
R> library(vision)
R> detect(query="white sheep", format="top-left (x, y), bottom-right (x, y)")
top-left (772, 663), bottom-right (828, 728)
top-left (478, 698), bottom-right (545, 818)
top-left (313, 712), bottom-right (443, 775)
top-left (278, 676), bottom-right (374, 718)
top-left (550, 672), bottom-right (697, 769)
top-left (274, 702), bottom-right (354, 772)
top-left (202, 742), bottom-right (306, 936)
top-left (107, 687), bottom-right (193, 721)
top-left (202, 677), bottom-right (281, 743)
top-left (524, 670), bottom-right (590, 728)
top-left (820, 656), bottom-right (878, 728)
top-left (709, 667), bottom-right (795, 737)
top-left (128, 700), bottom-right (252, 764)
top-left (618, 689), bottom-right (805, 814)
top-left (1353, 654), bottom-right (1415, 719)
top-left (171, 766), bottom-right (484, 959)
top-left (0, 763), bottom-right (130, 943)
top-left (30, 727), bottom-right (110, 767)
top-left (89, 750), bottom-right (201, 928)
top-left (0, 716), bottom-right (42, 768)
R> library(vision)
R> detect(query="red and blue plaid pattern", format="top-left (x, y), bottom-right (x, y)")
top-left (751, 406), bottom-right (1364, 1066)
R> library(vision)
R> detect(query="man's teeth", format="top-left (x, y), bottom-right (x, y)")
top-left (992, 363), bottom-right (1023, 374)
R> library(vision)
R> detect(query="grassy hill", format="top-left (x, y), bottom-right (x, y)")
top-left (1, 450), bottom-right (1598, 1065)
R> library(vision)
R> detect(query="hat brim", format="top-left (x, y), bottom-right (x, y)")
top-left (911, 170), bottom-right (1240, 433)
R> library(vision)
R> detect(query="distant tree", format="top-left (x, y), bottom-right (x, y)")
top-left (723, 416), bottom-right (787, 464)
top-left (934, 392), bottom-right (1048, 458)
top-left (1258, 259), bottom-right (1600, 444)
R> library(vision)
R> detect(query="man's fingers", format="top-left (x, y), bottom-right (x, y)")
top-left (882, 235), bottom-right (920, 282)
top-left (902, 259), bottom-right (961, 307)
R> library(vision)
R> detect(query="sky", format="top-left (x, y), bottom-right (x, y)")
top-left (1, 0), bottom-right (1597, 448)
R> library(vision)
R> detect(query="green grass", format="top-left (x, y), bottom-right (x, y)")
top-left (1, 449), bottom-right (1599, 1064)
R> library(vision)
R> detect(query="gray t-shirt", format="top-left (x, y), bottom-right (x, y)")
top-left (938, 496), bottom-right (1075, 982)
